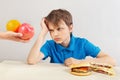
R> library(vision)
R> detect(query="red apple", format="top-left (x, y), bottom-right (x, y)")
top-left (18, 23), bottom-right (34, 40)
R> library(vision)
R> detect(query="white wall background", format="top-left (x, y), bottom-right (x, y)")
top-left (0, 0), bottom-right (120, 65)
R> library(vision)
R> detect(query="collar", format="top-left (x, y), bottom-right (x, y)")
top-left (56, 34), bottom-right (75, 52)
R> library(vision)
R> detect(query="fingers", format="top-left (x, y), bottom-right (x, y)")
top-left (7, 31), bottom-right (22, 37)
top-left (64, 58), bottom-right (72, 67)
top-left (64, 58), bottom-right (81, 67)
top-left (40, 18), bottom-right (49, 34)
top-left (9, 32), bottom-right (30, 42)
top-left (14, 38), bottom-right (30, 43)
top-left (64, 62), bottom-right (72, 67)
top-left (18, 38), bottom-right (30, 42)
top-left (40, 17), bottom-right (46, 26)
top-left (15, 33), bottom-right (23, 37)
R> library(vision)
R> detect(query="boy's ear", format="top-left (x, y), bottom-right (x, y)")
top-left (69, 25), bottom-right (73, 32)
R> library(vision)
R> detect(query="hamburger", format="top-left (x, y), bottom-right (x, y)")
top-left (70, 63), bottom-right (92, 76)
top-left (90, 62), bottom-right (115, 76)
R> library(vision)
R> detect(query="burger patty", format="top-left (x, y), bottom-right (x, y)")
top-left (71, 67), bottom-right (91, 73)
top-left (92, 69), bottom-right (113, 75)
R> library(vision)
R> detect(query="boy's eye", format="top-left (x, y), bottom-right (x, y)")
top-left (49, 29), bottom-right (54, 32)
top-left (57, 28), bottom-right (63, 31)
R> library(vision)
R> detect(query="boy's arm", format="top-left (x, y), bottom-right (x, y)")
top-left (85, 51), bottom-right (116, 66)
top-left (93, 51), bottom-right (116, 65)
top-left (27, 32), bottom-right (46, 65)
top-left (64, 51), bottom-right (116, 66)
top-left (27, 18), bottom-right (48, 65)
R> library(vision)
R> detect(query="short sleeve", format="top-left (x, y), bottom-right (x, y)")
top-left (40, 41), bottom-right (50, 60)
top-left (84, 39), bottom-right (101, 57)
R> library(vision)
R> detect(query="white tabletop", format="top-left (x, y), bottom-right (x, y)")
top-left (0, 60), bottom-right (120, 80)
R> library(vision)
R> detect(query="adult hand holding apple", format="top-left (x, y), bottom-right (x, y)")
top-left (18, 23), bottom-right (34, 40)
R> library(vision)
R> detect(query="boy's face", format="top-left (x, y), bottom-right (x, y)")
top-left (48, 20), bottom-right (73, 45)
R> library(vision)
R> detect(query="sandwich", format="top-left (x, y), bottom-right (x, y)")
top-left (70, 63), bottom-right (92, 76)
top-left (90, 62), bottom-right (115, 76)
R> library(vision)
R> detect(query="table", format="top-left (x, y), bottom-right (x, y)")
top-left (0, 60), bottom-right (120, 80)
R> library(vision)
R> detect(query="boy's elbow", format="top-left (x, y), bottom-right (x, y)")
top-left (27, 59), bottom-right (37, 65)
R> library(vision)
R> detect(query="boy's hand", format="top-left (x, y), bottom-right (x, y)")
top-left (40, 18), bottom-right (48, 34)
top-left (64, 57), bottom-right (83, 67)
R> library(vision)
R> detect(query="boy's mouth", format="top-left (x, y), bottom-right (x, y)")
top-left (54, 38), bottom-right (61, 41)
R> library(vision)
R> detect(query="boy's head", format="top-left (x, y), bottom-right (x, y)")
top-left (45, 9), bottom-right (73, 28)
top-left (45, 9), bottom-right (73, 45)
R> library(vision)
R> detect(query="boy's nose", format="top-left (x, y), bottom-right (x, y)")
top-left (53, 30), bottom-right (58, 36)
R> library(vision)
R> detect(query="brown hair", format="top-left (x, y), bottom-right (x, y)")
top-left (45, 9), bottom-right (73, 27)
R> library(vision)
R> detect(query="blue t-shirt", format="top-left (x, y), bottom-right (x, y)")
top-left (40, 34), bottom-right (100, 64)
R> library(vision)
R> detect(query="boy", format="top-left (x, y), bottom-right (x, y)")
top-left (27, 9), bottom-right (116, 66)
top-left (0, 31), bottom-right (28, 42)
